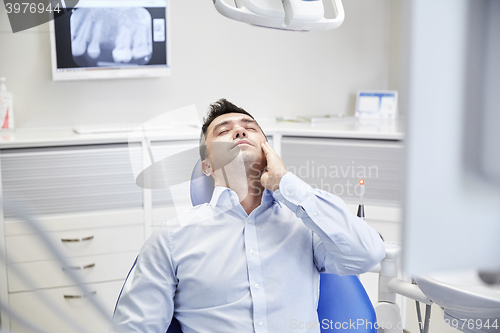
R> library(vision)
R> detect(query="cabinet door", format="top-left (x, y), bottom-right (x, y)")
top-left (281, 137), bottom-right (404, 206)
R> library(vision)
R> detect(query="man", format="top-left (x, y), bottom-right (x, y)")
top-left (111, 99), bottom-right (385, 333)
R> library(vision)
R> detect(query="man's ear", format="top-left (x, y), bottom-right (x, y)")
top-left (201, 158), bottom-right (213, 176)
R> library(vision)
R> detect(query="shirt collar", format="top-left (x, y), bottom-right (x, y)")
top-left (209, 186), bottom-right (234, 208)
top-left (209, 186), bottom-right (281, 210)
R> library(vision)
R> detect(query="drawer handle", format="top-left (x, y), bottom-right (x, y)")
top-left (61, 235), bottom-right (94, 243)
top-left (63, 291), bottom-right (97, 299)
top-left (62, 263), bottom-right (96, 271)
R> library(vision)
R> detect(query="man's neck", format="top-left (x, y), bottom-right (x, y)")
top-left (238, 176), bottom-right (264, 215)
top-left (213, 169), bottom-right (265, 216)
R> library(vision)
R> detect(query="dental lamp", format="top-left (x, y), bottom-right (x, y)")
top-left (213, 0), bottom-right (345, 31)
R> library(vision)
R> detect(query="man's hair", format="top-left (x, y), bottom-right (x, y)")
top-left (199, 98), bottom-right (265, 160)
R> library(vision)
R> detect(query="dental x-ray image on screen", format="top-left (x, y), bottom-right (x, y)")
top-left (70, 8), bottom-right (155, 66)
top-left (50, 0), bottom-right (171, 80)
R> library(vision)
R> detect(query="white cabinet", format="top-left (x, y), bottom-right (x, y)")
top-left (2, 214), bottom-right (143, 333)
top-left (0, 128), bottom-right (404, 332)
top-left (281, 136), bottom-right (404, 239)
top-left (281, 137), bottom-right (405, 207)
top-left (0, 143), bottom-right (145, 333)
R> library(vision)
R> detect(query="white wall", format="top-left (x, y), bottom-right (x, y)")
top-left (388, 0), bottom-right (404, 99)
top-left (0, 0), bottom-right (397, 128)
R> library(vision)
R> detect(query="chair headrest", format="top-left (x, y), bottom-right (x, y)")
top-left (190, 159), bottom-right (215, 206)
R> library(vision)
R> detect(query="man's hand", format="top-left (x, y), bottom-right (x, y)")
top-left (260, 142), bottom-right (287, 192)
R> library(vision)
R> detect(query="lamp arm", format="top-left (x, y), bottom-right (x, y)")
top-left (387, 278), bottom-right (432, 305)
top-left (317, 0), bottom-right (345, 30)
top-left (372, 242), bottom-right (434, 333)
top-left (376, 242), bottom-right (433, 305)
top-left (213, 0), bottom-right (345, 31)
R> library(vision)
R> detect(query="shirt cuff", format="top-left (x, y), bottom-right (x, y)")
top-left (272, 172), bottom-right (313, 214)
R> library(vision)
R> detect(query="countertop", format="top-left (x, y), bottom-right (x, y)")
top-left (0, 118), bottom-right (404, 149)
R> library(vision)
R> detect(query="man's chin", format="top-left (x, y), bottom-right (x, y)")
top-left (239, 152), bottom-right (264, 171)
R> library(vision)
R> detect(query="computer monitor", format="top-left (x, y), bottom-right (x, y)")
top-left (49, 0), bottom-right (170, 81)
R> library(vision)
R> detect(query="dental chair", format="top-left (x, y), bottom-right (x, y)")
top-left (114, 160), bottom-right (378, 332)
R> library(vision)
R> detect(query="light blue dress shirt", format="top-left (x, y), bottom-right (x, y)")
top-left (111, 172), bottom-right (385, 333)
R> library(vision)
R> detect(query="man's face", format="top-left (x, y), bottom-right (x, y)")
top-left (203, 113), bottom-right (267, 173)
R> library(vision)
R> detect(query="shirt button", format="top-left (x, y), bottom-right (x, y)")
top-left (254, 284), bottom-right (260, 289)
top-left (249, 249), bottom-right (255, 254)
top-left (258, 321), bottom-right (264, 326)
top-left (248, 220), bottom-right (252, 224)
top-left (312, 212), bottom-right (318, 217)
top-left (285, 191), bottom-right (291, 196)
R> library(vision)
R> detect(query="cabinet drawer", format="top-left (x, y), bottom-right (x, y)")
top-left (5, 224), bottom-right (144, 263)
top-left (8, 251), bottom-right (137, 293)
top-left (9, 280), bottom-right (123, 333)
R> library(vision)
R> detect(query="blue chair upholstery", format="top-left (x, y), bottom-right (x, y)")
top-left (318, 274), bottom-right (377, 332)
top-left (117, 160), bottom-right (377, 333)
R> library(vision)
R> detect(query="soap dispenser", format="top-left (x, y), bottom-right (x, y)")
top-left (0, 77), bottom-right (14, 129)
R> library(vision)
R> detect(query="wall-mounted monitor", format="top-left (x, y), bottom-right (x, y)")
top-left (49, 0), bottom-right (170, 81)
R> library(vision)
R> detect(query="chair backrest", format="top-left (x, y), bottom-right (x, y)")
top-left (318, 274), bottom-right (376, 332)
top-left (116, 160), bottom-right (377, 333)
top-left (189, 159), bottom-right (214, 207)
